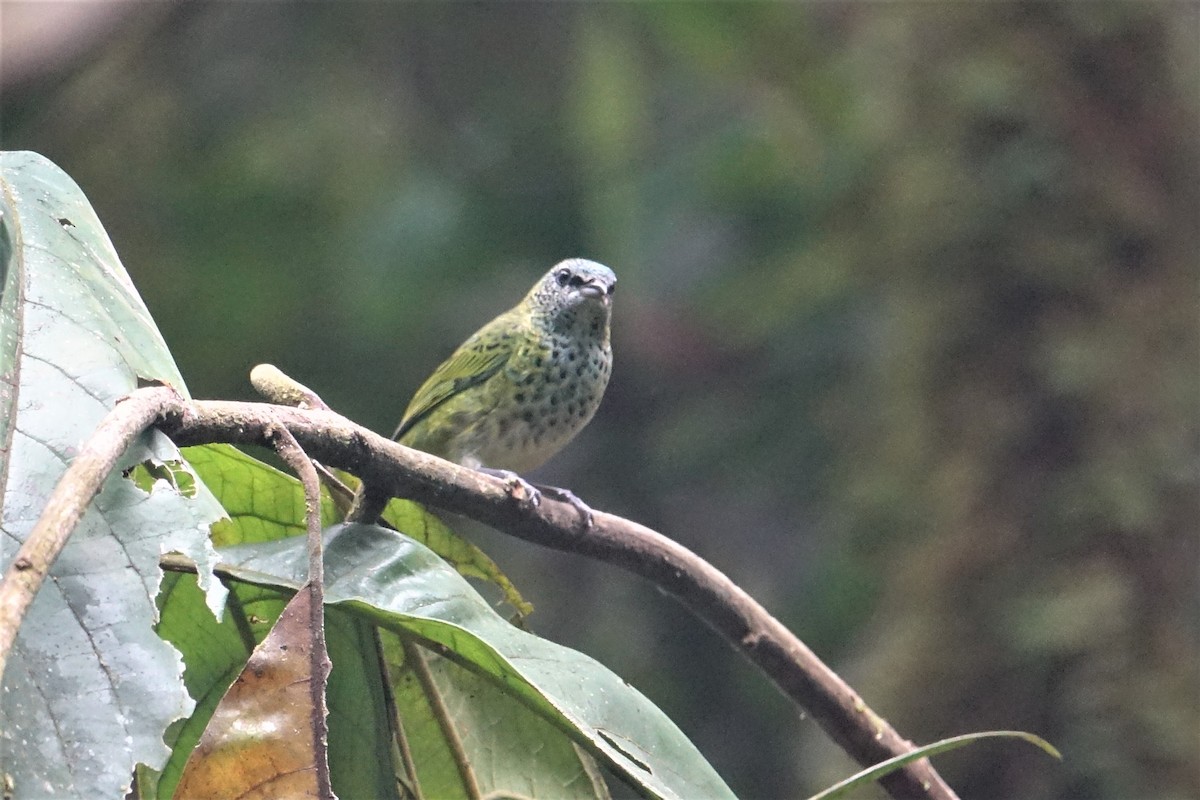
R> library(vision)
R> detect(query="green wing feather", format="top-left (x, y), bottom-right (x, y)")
top-left (392, 314), bottom-right (518, 441)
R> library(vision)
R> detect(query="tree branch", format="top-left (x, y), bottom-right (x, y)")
top-left (160, 397), bottom-right (957, 800)
top-left (2, 386), bottom-right (956, 800)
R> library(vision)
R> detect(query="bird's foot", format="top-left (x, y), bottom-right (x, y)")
top-left (478, 467), bottom-right (541, 508)
top-left (475, 469), bottom-right (594, 527)
top-left (533, 484), bottom-right (594, 528)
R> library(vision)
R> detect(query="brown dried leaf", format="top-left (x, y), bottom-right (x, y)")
top-left (174, 585), bottom-right (332, 799)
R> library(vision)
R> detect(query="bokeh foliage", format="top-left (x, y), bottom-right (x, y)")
top-left (3, 4), bottom-right (1196, 798)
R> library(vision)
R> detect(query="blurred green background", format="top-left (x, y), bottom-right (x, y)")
top-left (3, 3), bottom-right (1197, 798)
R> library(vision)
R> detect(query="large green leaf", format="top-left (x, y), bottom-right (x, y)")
top-left (218, 524), bottom-right (735, 800)
top-left (0, 151), bottom-right (226, 799)
top-left (324, 608), bottom-right (406, 800)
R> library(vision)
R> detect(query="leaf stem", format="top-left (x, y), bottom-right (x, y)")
top-left (374, 627), bottom-right (425, 800)
top-left (404, 639), bottom-right (482, 800)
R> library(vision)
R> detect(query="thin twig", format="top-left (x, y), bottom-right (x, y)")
top-left (262, 421), bottom-right (334, 800)
top-left (250, 364), bottom-right (384, 524)
top-left (0, 385), bottom-right (183, 680)
top-left (222, 579), bottom-right (262, 655)
top-left (250, 364), bottom-right (331, 411)
top-left (265, 422), bottom-right (326, 592)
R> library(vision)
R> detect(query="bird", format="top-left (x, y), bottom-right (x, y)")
top-left (391, 258), bottom-right (616, 516)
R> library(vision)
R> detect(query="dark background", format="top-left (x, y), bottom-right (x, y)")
top-left (3, 4), bottom-right (1197, 798)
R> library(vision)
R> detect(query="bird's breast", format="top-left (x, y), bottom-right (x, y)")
top-left (466, 332), bottom-right (612, 473)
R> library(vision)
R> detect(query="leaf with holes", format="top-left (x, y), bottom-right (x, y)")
top-left (0, 151), bottom-right (226, 800)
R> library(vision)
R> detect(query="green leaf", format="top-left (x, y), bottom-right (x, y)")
top-left (0, 151), bottom-right (227, 799)
top-left (218, 523), bottom-right (735, 800)
top-left (380, 632), bottom-right (610, 799)
top-left (182, 442), bottom-right (341, 545)
top-left (337, 467), bottom-right (534, 619)
top-left (382, 496), bottom-right (534, 619)
top-left (808, 730), bottom-right (1062, 800)
top-left (324, 608), bottom-right (406, 800)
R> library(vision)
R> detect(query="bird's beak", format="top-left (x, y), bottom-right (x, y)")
top-left (579, 281), bottom-right (606, 300)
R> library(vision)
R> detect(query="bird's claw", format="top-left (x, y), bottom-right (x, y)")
top-left (476, 469), bottom-right (593, 526)
top-left (479, 468), bottom-right (541, 508)
top-left (536, 484), bottom-right (594, 528)
top-left (505, 474), bottom-right (542, 508)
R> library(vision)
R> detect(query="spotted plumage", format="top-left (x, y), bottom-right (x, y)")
top-left (393, 259), bottom-right (615, 474)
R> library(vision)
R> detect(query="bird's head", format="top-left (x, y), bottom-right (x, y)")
top-left (528, 258), bottom-right (617, 331)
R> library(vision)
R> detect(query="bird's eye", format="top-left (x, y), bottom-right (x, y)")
top-left (555, 270), bottom-right (571, 287)
top-left (606, 281), bottom-right (616, 295)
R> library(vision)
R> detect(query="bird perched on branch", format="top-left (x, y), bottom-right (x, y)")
top-left (391, 258), bottom-right (616, 514)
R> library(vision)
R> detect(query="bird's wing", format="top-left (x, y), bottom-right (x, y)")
top-left (391, 323), bottom-right (515, 441)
